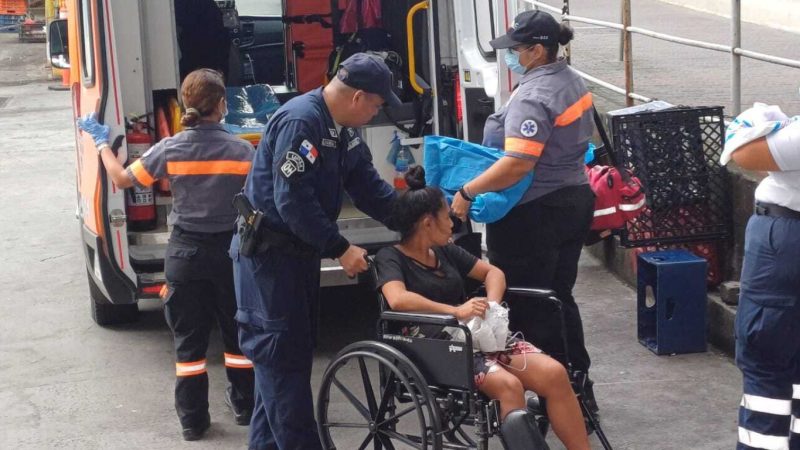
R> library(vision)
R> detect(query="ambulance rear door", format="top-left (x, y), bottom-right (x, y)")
top-left (70, 0), bottom-right (138, 310)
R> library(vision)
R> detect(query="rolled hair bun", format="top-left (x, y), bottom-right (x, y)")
top-left (558, 23), bottom-right (574, 46)
top-left (180, 108), bottom-right (201, 127)
top-left (405, 165), bottom-right (427, 190)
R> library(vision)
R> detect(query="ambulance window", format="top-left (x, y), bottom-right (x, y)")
top-left (235, 0), bottom-right (282, 16)
top-left (474, 0), bottom-right (497, 57)
top-left (78, 0), bottom-right (95, 86)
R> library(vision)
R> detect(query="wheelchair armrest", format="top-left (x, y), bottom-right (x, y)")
top-left (380, 311), bottom-right (459, 326)
top-left (506, 287), bottom-right (556, 297)
top-left (506, 287), bottom-right (561, 306)
top-left (474, 286), bottom-right (561, 306)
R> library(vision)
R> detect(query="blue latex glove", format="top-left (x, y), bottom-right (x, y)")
top-left (77, 112), bottom-right (110, 145)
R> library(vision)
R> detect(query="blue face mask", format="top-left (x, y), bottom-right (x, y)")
top-left (504, 50), bottom-right (527, 74)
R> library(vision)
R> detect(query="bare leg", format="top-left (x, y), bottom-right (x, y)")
top-left (477, 365), bottom-right (526, 420)
top-left (506, 353), bottom-right (590, 450)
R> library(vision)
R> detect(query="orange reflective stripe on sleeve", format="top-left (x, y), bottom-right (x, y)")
top-left (554, 92), bottom-right (593, 127)
top-left (505, 137), bottom-right (545, 157)
top-left (224, 353), bottom-right (254, 369)
top-left (176, 359), bottom-right (207, 377)
top-left (166, 160), bottom-right (252, 176)
top-left (129, 159), bottom-right (156, 187)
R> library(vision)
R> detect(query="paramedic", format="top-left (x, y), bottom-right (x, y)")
top-left (231, 53), bottom-right (399, 450)
top-left (729, 121), bottom-right (800, 450)
top-left (450, 10), bottom-right (598, 411)
top-left (77, 69), bottom-right (255, 441)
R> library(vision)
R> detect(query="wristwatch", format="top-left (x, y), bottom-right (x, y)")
top-left (458, 186), bottom-right (474, 202)
top-left (96, 142), bottom-right (111, 154)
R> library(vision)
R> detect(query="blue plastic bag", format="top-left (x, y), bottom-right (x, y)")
top-left (386, 131), bottom-right (416, 166)
top-left (423, 135), bottom-right (534, 224)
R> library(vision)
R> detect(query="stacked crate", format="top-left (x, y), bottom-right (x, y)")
top-left (1, 0), bottom-right (26, 33)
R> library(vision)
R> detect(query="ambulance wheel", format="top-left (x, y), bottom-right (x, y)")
top-left (317, 341), bottom-right (442, 449)
top-left (87, 271), bottom-right (139, 326)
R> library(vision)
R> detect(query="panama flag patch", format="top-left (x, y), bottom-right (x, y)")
top-left (299, 139), bottom-right (318, 164)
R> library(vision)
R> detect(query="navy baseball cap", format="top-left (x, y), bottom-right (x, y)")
top-left (490, 10), bottom-right (560, 49)
top-left (337, 53), bottom-right (402, 107)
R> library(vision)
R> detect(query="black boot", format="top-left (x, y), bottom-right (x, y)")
top-left (582, 377), bottom-right (600, 415)
top-left (225, 386), bottom-right (253, 426)
top-left (181, 412), bottom-right (210, 441)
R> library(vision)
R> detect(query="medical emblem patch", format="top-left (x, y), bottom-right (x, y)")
top-left (520, 119), bottom-right (538, 137)
top-left (298, 140), bottom-right (318, 164)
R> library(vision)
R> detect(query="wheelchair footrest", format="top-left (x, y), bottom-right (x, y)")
top-left (500, 409), bottom-right (550, 450)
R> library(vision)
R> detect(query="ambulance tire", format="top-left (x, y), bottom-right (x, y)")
top-left (87, 271), bottom-right (139, 326)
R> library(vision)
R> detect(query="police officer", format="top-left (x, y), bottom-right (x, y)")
top-left (78, 69), bottom-right (255, 441)
top-left (729, 117), bottom-right (800, 449)
top-left (231, 53), bottom-right (399, 450)
top-left (450, 11), bottom-right (599, 411)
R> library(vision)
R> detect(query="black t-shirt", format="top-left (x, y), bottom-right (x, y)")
top-left (375, 244), bottom-right (479, 306)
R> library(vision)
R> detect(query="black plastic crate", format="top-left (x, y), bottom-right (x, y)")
top-left (609, 106), bottom-right (731, 247)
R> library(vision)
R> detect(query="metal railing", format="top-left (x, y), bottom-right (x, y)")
top-left (526, 0), bottom-right (800, 114)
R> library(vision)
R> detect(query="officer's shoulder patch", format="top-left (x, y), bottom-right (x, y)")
top-left (520, 119), bottom-right (538, 137)
top-left (280, 151), bottom-right (306, 179)
top-left (298, 139), bottom-right (318, 164)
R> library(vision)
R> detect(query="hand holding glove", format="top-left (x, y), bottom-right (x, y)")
top-left (77, 112), bottom-right (110, 147)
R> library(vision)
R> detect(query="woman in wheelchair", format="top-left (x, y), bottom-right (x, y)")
top-left (375, 167), bottom-right (590, 449)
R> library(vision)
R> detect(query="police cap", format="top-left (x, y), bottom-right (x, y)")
top-left (336, 53), bottom-right (402, 107)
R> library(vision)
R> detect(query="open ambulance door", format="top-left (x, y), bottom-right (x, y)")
top-left (452, 0), bottom-right (523, 145)
top-left (69, 0), bottom-right (139, 325)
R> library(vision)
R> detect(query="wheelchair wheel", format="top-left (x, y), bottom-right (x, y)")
top-left (317, 341), bottom-right (442, 449)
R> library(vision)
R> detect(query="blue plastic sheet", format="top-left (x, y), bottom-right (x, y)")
top-left (423, 135), bottom-right (534, 224)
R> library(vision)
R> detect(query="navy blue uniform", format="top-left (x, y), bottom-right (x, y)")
top-left (231, 87), bottom-right (395, 450)
top-left (733, 120), bottom-right (800, 450)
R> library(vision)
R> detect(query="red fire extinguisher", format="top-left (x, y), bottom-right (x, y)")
top-left (126, 125), bottom-right (157, 231)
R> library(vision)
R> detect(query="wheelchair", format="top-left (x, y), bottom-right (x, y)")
top-left (316, 234), bottom-right (612, 450)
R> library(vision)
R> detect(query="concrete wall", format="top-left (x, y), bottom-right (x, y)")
top-left (658, 0), bottom-right (800, 35)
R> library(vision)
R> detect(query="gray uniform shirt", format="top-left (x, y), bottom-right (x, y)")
top-left (482, 58), bottom-right (593, 204)
top-left (126, 123), bottom-right (255, 232)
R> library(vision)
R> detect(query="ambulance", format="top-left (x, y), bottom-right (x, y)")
top-left (47, 0), bottom-right (529, 325)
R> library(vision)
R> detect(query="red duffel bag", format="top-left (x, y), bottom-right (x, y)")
top-left (586, 165), bottom-right (646, 230)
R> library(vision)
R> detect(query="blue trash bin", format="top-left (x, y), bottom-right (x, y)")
top-left (637, 250), bottom-right (707, 355)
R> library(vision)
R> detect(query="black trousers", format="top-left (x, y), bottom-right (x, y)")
top-left (164, 227), bottom-right (255, 428)
top-left (487, 184), bottom-right (595, 372)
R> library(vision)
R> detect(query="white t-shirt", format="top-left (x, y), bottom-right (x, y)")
top-left (757, 120), bottom-right (800, 211)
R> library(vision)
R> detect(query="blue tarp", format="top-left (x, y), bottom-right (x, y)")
top-left (423, 135), bottom-right (534, 224)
